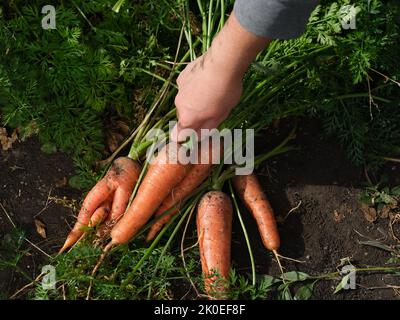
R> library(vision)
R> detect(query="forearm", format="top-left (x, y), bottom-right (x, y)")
top-left (207, 11), bottom-right (271, 78)
top-left (205, 0), bottom-right (320, 77)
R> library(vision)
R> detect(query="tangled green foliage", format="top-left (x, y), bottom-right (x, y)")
top-left (30, 233), bottom-right (277, 300)
top-left (0, 0), bottom-right (181, 187)
top-left (243, 0), bottom-right (400, 167)
top-left (0, 0), bottom-right (399, 188)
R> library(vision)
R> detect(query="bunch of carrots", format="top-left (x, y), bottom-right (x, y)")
top-left (59, 134), bottom-right (287, 299)
top-left (58, 0), bottom-right (299, 299)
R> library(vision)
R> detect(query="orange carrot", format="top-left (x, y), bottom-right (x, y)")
top-left (146, 140), bottom-right (219, 242)
top-left (59, 157), bottom-right (141, 253)
top-left (89, 197), bottom-right (112, 227)
top-left (110, 142), bottom-right (191, 245)
top-left (233, 173), bottom-right (280, 251)
top-left (197, 191), bottom-right (232, 299)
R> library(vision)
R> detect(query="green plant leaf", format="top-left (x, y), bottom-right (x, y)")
top-left (277, 284), bottom-right (293, 300)
top-left (391, 186), bottom-right (400, 196)
top-left (281, 271), bottom-right (310, 282)
top-left (41, 143), bottom-right (57, 154)
top-left (359, 193), bottom-right (372, 205)
top-left (378, 193), bottom-right (396, 205)
top-left (334, 274), bottom-right (350, 294)
top-left (256, 274), bottom-right (280, 288)
top-left (68, 175), bottom-right (88, 189)
top-left (294, 282), bottom-right (315, 300)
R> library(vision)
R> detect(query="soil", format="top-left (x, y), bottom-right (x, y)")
top-left (0, 120), bottom-right (399, 300)
top-left (231, 119), bottom-right (400, 300)
top-left (0, 137), bottom-right (82, 298)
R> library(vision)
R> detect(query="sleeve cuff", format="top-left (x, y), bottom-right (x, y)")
top-left (234, 0), bottom-right (319, 39)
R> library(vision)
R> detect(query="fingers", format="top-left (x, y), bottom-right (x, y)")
top-left (171, 94), bottom-right (216, 142)
top-left (172, 52), bottom-right (241, 143)
top-left (170, 118), bottom-right (224, 143)
top-left (169, 122), bottom-right (180, 142)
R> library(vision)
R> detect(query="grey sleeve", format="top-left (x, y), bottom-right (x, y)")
top-left (234, 0), bottom-right (319, 39)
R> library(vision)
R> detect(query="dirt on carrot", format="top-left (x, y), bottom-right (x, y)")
top-left (233, 173), bottom-right (280, 252)
top-left (59, 157), bottom-right (141, 253)
top-left (110, 142), bottom-right (192, 245)
top-left (197, 190), bottom-right (233, 299)
top-left (146, 140), bottom-right (219, 242)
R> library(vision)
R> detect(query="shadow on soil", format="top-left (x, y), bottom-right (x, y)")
top-left (231, 119), bottom-right (400, 300)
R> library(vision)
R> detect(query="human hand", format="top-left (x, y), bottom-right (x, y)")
top-left (171, 53), bottom-right (243, 142)
top-left (170, 12), bottom-right (270, 142)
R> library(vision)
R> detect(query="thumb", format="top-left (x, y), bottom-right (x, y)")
top-left (170, 119), bottom-right (223, 143)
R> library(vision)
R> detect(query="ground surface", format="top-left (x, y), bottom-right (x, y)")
top-left (0, 138), bottom-right (82, 298)
top-left (0, 120), bottom-right (399, 299)
top-left (232, 120), bottom-right (400, 300)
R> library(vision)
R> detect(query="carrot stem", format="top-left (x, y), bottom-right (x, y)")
top-left (147, 199), bottom-right (199, 298)
top-left (219, 0), bottom-right (225, 31)
top-left (112, 0), bottom-right (125, 13)
top-left (122, 200), bottom-right (196, 288)
top-left (383, 156), bottom-right (400, 163)
top-left (87, 242), bottom-right (115, 299)
top-left (128, 140), bottom-right (153, 161)
top-left (229, 181), bottom-right (256, 286)
top-left (213, 128), bottom-right (296, 188)
top-left (206, 0), bottom-right (214, 50)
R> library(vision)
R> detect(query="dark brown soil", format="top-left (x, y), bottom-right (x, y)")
top-left (231, 119), bottom-right (400, 300)
top-left (0, 137), bottom-right (82, 298)
top-left (1, 120), bottom-right (399, 300)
